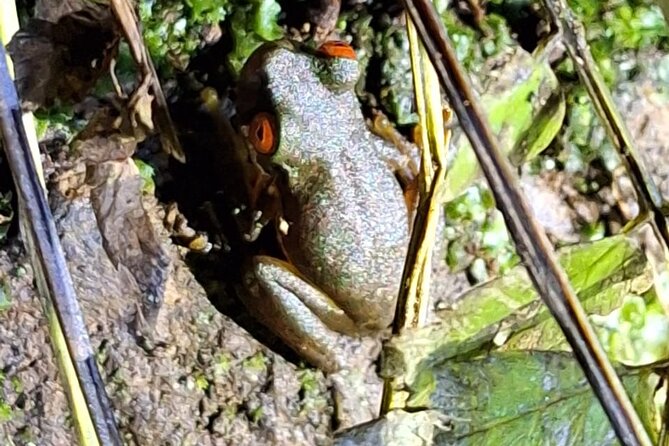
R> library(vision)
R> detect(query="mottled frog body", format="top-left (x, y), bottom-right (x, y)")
top-left (237, 41), bottom-right (412, 371)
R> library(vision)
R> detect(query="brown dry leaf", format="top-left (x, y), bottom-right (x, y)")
top-left (72, 107), bottom-right (170, 319)
top-left (76, 94), bottom-right (154, 147)
top-left (129, 85), bottom-right (156, 139)
top-left (7, 3), bottom-right (119, 110)
top-left (34, 0), bottom-right (90, 22)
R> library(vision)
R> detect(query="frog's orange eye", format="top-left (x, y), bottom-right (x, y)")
top-left (248, 112), bottom-right (277, 155)
top-left (317, 41), bottom-right (357, 60)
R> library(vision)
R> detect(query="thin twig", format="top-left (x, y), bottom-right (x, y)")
top-left (381, 15), bottom-right (451, 414)
top-left (109, 0), bottom-right (186, 163)
top-left (393, 19), bottom-right (450, 333)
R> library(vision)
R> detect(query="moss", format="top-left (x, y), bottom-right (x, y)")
top-left (194, 372), bottom-right (210, 391)
top-left (298, 368), bottom-right (320, 394)
top-left (249, 405), bottom-right (263, 423)
top-left (242, 352), bottom-right (267, 372)
top-left (139, 0), bottom-right (229, 71)
top-left (0, 281), bottom-right (10, 311)
top-left (214, 352), bottom-right (232, 375)
top-left (0, 401), bottom-right (13, 422)
top-left (33, 107), bottom-right (80, 142)
top-left (566, 0), bottom-right (669, 84)
top-left (297, 368), bottom-right (328, 415)
top-left (10, 376), bottom-right (22, 394)
top-left (223, 403), bottom-right (238, 419)
top-left (445, 185), bottom-right (519, 279)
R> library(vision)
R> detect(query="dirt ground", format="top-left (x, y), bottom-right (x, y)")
top-left (0, 180), bottom-right (333, 444)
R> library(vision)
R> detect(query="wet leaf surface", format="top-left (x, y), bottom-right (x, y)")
top-left (384, 234), bottom-right (652, 386)
top-left (427, 352), bottom-right (657, 445)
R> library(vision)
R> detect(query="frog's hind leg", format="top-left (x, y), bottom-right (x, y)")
top-left (241, 256), bottom-right (361, 373)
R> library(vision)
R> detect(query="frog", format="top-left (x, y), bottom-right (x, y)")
top-left (235, 39), bottom-right (416, 373)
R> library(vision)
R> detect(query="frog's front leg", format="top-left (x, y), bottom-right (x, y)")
top-left (242, 256), bottom-right (361, 372)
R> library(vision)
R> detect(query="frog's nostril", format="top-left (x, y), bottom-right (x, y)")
top-left (249, 112), bottom-right (278, 155)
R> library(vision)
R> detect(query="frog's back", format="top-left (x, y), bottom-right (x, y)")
top-left (256, 44), bottom-right (411, 330)
top-left (287, 135), bottom-right (410, 330)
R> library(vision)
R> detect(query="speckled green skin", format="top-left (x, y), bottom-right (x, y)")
top-left (238, 41), bottom-right (410, 372)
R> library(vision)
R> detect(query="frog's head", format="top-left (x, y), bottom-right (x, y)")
top-left (237, 40), bottom-right (364, 169)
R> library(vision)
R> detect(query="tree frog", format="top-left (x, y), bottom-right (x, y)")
top-left (236, 40), bottom-right (415, 373)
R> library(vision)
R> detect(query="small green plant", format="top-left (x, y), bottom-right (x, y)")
top-left (194, 371), bottom-right (209, 391)
top-left (445, 186), bottom-right (519, 281)
top-left (249, 405), bottom-right (263, 423)
top-left (0, 401), bottom-right (13, 422)
top-left (242, 352), bottom-right (267, 372)
top-left (567, 0), bottom-right (669, 84)
top-left (214, 352), bottom-right (232, 375)
top-left (134, 159), bottom-right (156, 195)
top-left (10, 376), bottom-right (22, 394)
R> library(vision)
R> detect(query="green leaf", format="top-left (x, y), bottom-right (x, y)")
top-left (252, 0), bottom-right (282, 41)
top-left (412, 351), bottom-right (658, 445)
top-left (443, 45), bottom-right (564, 201)
top-left (592, 293), bottom-right (669, 366)
top-left (228, 0), bottom-right (284, 75)
top-left (382, 234), bottom-right (652, 384)
top-left (510, 90), bottom-right (566, 164)
top-left (134, 159), bottom-right (156, 196)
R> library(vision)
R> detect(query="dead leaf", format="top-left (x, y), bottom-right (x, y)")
top-left (72, 107), bottom-right (170, 318)
top-left (88, 159), bottom-right (170, 314)
top-left (128, 83), bottom-right (156, 139)
top-left (7, 3), bottom-right (119, 110)
top-left (35, 0), bottom-right (91, 22)
top-left (75, 94), bottom-right (153, 148)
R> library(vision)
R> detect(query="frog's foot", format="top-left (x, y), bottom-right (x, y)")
top-left (242, 256), bottom-right (362, 372)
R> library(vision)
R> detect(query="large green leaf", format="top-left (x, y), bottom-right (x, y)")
top-left (382, 234), bottom-right (652, 385)
top-left (417, 352), bottom-right (658, 445)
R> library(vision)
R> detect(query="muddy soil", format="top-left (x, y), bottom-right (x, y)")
top-left (0, 176), bottom-right (332, 444)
